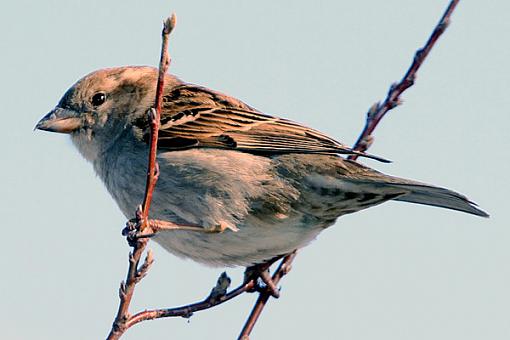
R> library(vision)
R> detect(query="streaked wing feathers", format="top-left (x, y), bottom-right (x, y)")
top-left (147, 84), bottom-right (387, 161)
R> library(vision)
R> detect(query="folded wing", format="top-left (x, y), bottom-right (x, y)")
top-left (140, 84), bottom-right (388, 162)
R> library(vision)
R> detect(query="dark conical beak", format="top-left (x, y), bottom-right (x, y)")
top-left (35, 107), bottom-right (82, 134)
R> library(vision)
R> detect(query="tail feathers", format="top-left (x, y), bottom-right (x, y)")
top-left (389, 183), bottom-right (489, 217)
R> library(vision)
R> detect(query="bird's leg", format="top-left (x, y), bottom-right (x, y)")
top-left (244, 255), bottom-right (285, 298)
top-left (148, 219), bottom-right (238, 234)
top-left (122, 218), bottom-right (239, 245)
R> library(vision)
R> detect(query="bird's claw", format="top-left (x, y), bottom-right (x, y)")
top-left (122, 216), bottom-right (154, 247)
top-left (122, 219), bottom-right (140, 247)
top-left (244, 264), bottom-right (280, 298)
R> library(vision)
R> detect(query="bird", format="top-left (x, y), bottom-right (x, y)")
top-left (36, 66), bottom-right (488, 269)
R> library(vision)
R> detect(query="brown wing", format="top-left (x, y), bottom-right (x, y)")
top-left (145, 84), bottom-right (388, 162)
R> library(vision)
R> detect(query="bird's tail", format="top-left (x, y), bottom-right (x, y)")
top-left (339, 159), bottom-right (488, 217)
top-left (381, 181), bottom-right (489, 217)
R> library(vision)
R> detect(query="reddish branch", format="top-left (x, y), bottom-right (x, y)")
top-left (106, 1), bottom-right (460, 338)
top-left (348, 0), bottom-right (459, 160)
top-left (106, 14), bottom-right (176, 340)
top-left (238, 252), bottom-right (297, 339)
top-left (109, 252), bottom-right (296, 338)
top-left (124, 273), bottom-right (251, 328)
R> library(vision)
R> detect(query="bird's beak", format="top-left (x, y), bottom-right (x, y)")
top-left (35, 107), bottom-right (82, 134)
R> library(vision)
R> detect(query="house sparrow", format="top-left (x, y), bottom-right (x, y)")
top-left (36, 66), bottom-right (488, 267)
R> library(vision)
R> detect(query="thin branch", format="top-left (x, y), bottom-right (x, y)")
top-left (237, 1), bottom-right (461, 338)
top-left (106, 13), bottom-right (176, 340)
top-left (124, 273), bottom-right (254, 328)
top-left (110, 254), bottom-right (296, 334)
top-left (348, 0), bottom-right (459, 160)
top-left (238, 252), bottom-right (297, 340)
top-left (141, 14), bottom-right (176, 219)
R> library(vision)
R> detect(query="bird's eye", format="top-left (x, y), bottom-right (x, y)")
top-left (91, 92), bottom-right (106, 107)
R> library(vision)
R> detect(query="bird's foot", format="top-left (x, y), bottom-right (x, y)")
top-left (244, 262), bottom-right (281, 299)
top-left (122, 218), bottom-right (144, 247)
top-left (121, 205), bottom-right (152, 246)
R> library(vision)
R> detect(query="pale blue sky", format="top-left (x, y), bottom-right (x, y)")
top-left (1, 1), bottom-right (509, 339)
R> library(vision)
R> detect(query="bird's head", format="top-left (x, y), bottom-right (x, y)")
top-left (36, 66), bottom-right (179, 162)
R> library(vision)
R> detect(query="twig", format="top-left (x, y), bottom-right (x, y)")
top-left (238, 252), bottom-right (297, 340)
top-left (348, 0), bottom-right (459, 160)
top-left (237, 1), bottom-right (461, 338)
top-left (124, 272), bottom-right (252, 328)
top-left (106, 13), bottom-right (176, 340)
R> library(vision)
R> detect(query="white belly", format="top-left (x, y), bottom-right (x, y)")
top-left (152, 214), bottom-right (322, 267)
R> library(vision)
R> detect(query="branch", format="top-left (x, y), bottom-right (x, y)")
top-left (114, 252), bottom-right (297, 336)
top-left (237, 0), bottom-right (461, 338)
top-left (348, 0), bottom-right (459, 160)
top-left (238, 252), bottom-right (297, 340)
top-left (106, 13), bottom-right (176, 340)
top-left (124, 272), bottom-right (252, 328)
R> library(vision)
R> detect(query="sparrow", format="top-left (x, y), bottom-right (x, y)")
top-left (36, 66), bottom-right (488, 267)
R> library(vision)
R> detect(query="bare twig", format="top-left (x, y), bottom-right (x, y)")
top-left (124, 273), bottom-right (253, 328)
top-left (106, 13), bottom-right (176, 340)
top-left (237, 1), bottom-right (461, 338)
top-left (348, 0), bottom-right (459, 160)
top-left (110, 255), bottom-right (293, 336)
top-left (238, 252), bottom-right (297, 340)
top-left (141, 13), bottom-right (177, 219)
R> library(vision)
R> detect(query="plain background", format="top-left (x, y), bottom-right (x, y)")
top-left (1, 1), bottom-right (508, 339)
